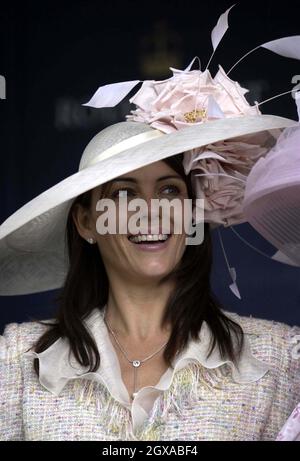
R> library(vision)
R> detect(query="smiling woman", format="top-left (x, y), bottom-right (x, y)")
top-left (30, 153), bottom-right (245, 404)
top-left (1, 5), bottom-right (300, 440)
top-left (0, 123), bottom-right (299, 442)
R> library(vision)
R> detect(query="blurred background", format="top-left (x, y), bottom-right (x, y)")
top-left (0, 0), bottom-right (300, 332)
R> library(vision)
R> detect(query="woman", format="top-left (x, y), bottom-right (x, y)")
top-left (1, 6), bottom-right (300, 440)
top-left (0, 131), bottom-right (299, 440)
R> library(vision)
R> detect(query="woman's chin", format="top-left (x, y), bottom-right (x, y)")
top-left (131, 265), bottom-right (173, 280)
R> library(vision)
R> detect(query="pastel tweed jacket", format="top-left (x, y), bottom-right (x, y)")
top-left (0, 307), bottom-right (299, 441)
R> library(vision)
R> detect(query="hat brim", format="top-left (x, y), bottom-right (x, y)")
top-left (0, 114), bottom-right (297, 295)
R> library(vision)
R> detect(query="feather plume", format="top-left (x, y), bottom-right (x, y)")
top-left (82, 80), bottom-right (141, 108)
top-left (205, 4), bottom-right (236, 70)
top-left (228, 35), bottom-right (300, 75)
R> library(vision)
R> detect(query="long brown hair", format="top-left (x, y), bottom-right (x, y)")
top-left (31, 153), bottom-right (244, 376)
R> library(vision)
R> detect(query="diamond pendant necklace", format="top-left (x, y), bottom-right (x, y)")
top-left (103, 307), bottom-right (169, 401)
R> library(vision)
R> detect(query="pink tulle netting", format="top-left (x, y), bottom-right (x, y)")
top-left (243, 124), bottom-right (300, 266)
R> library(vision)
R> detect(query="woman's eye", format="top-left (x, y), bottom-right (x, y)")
top-left (160, 185), bottom-right (180, 195)
top-left (111, 185), bottom-right (180, 199)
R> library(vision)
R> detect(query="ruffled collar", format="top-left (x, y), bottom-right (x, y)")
top-left (23, 307), bottom-right (271, 437)
top-left (24, 306), bottom-right (270, 401)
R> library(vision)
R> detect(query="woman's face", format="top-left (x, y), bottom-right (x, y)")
top-left (76, 160), bottom-right (190, 282)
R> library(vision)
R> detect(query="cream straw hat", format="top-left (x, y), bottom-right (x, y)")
top-left (0, 4), bottom-right (299, 297)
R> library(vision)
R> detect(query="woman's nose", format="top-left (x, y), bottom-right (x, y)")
top-left (137, 189), bottom-right (158, 205)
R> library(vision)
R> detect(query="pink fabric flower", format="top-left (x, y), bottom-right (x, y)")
top-left (183, 132), bottom-right (273, 226)
top-left (126, 65), bottom-right (260, 134)
top-left (276, 403), bottom-right (300, 441)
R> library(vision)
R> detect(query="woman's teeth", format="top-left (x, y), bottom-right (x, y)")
top-left (128, 234), bottom-right (170, 244)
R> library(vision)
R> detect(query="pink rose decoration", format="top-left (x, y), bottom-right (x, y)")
top-left (126, 65), bottom-right (260, 134)
top-left (183, 131), bottom-right (274, 226)
top-left (126, 66), bottom-right (276, 227)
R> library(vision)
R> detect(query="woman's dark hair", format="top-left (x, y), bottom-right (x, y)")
top-left (31, 153), bottom-right (244, 377)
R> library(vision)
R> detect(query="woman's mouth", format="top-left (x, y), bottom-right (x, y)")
top-left (127, 234), bottom-right (172, 251)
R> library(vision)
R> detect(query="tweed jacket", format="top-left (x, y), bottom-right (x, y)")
top-left (0, 307), bottom-right (299, 441)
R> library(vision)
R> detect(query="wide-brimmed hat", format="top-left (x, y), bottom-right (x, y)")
top-left (0, 4), bottom-right (299, 296)
top-left (0, 115), bottom-right (296, 296)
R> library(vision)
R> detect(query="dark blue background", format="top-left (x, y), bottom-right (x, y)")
top-left (0, 0), bottom-right (299, 333)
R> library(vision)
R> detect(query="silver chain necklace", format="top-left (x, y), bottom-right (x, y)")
top-left (103, 306), bottom-right (169, 401)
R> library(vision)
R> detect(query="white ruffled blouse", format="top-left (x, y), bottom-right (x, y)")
top-left (23, 307), bottom-right (269, 433)
top-left (1, 307), bottom-right (299, 440)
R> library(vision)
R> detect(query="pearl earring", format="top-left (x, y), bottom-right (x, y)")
top-left (87, 237), bottom-right (95, 244)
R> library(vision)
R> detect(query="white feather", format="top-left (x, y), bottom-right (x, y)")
top-left (228, 35), bottom-right (300, 75)
top-left (82, 80), bottom-right (141, 108)
top-left (261, 36), bottom-right (300, 60)
top-left (205, 4), bottom-right (236, 70)
top-left (211, 4), bottom-right (236, 51)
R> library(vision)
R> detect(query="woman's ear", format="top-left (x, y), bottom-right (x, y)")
top-left (72, 203), bottom-right (94, 241)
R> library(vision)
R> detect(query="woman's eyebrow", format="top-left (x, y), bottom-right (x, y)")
top-left (110, 175), bottom-right (184, 183)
